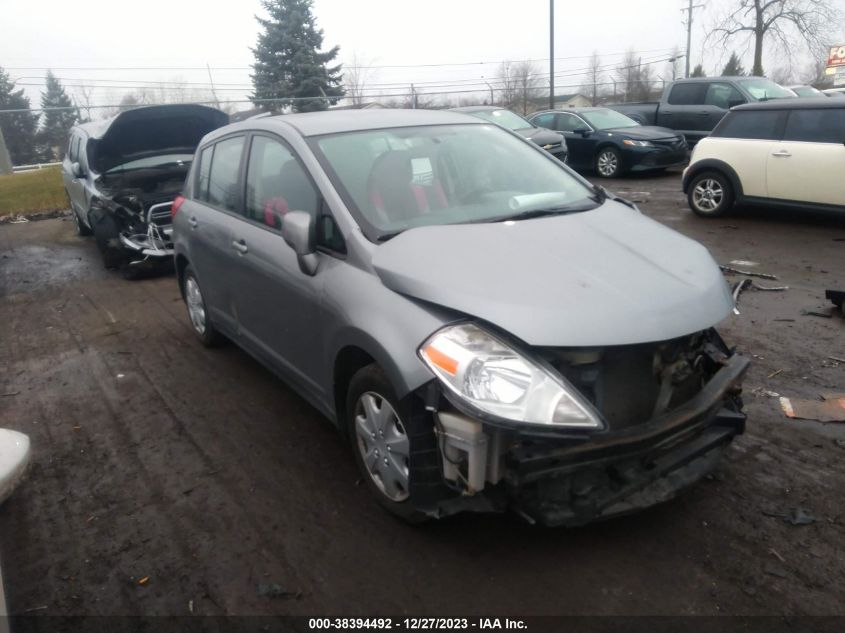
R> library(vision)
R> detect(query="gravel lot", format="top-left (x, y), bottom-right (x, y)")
top-left (1, 170), bottom-right (844, 617)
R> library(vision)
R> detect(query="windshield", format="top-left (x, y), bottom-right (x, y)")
top-left (791, 86), bottom-right (824, 98)
top-left (468, 109), bottom-right (533, 131)
top-left (738, 78), bottom-right (796, 101)
top-left (313, 123), bottom-right (599, 240)
top-left (106, 153), bottom-right (193, 173)
top-left (580, 109), bottom-right (640, 130)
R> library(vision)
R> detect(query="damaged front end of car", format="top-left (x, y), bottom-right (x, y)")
top-left (90, 170), bottom-right (185, 273)
top-left (409, 324), bottom-right (748, 527)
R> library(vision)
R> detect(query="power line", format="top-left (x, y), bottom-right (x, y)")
top-left (3, 48), bottom-right (682, 72)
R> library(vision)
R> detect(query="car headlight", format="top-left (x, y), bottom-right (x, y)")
top-left (623, 139), bottom-right (653, 147)
top-left (419, 323), bottom-right (602, 429)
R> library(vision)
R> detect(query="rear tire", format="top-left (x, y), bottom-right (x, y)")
top-left (183, 265), bottom-right (225, 347)
top-left (687, 171), bottom-right (734, 217)
top-left (346, 364), bottom-right (427, 523)
top-left (68, 196), bottom-right (92, 236)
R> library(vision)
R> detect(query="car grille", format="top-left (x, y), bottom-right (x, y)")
top-left (652, 137), bottom-right (687, 151)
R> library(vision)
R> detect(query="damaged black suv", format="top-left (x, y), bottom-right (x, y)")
top-left (62, 105), bottom-right (228, 277)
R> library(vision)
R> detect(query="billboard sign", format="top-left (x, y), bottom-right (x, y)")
top-left (827, 45), bottom-right (845, 68)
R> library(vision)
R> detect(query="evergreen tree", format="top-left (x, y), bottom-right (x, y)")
top-left (0, 66), bottom-right (39, 166)
top-left (38, 71), bottom-right (78, 161)
top-left (721, 52), bottom-right (746, 77)
top-left (691, 64), bottom-right (707, 78)
top-left (251, 0), bottom-right (344, 113)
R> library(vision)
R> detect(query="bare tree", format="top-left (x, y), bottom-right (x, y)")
top-left (496, 61), bottom-right (520, 110)
top-left (616, 49), bottom-right (654, 102)
top-left (514, 61), bottom-right (542, 114)
top-left (709, 0), bottom-right (839, 77)
top-left (343, 52), bottom-right (376, 107)
top-left (581, 51), bottom-right (603, 106)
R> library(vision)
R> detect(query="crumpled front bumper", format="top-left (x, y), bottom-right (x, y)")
top-left (509, 354), bottom-right (749, 527)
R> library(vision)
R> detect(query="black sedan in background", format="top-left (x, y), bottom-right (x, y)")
top-left (528, 107), bottom-right (687, 178)
top-left (451, 106), bottom-right (568, 163)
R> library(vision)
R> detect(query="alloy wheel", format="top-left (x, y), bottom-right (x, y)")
top-left (185, 276), bottom-right (207, 335)
top-left (597, 150), bottom-right (619, 177)
top-left (354, 391), bottom-right (410, 502)
top-left (692, 179), bottom-right (724, 213)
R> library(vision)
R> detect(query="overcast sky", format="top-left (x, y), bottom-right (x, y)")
top-left (2, 0), bottom-right (844, 113)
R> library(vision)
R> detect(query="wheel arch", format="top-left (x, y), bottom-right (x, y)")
top-left (683, 159), bottom-right (743, 198)
top-left (175, 254), bottom-right (190, 298)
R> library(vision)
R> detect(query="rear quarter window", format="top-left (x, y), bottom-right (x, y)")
top-left (783, 108), bottom-right (845, 143)
top-left (667, 83), bottom-right (708, 106)
top-left (711, 111), bottom-right (786, 140)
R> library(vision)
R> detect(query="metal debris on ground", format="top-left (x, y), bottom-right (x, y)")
top-left (751, 282), bottom-right (789, 291)
top-left (9, 215), bottom-right (30, 224)
top-left (802, 310), bottom-right (833, 319)
top-left (751, 387), bottom-right (780, 398)
top-left (138, 576), bottom-right (150, 586)
top-left (827, 356), bottom-right (845, 364)
top-left (730, 260), bottom-right (759, 267)
top-left (732, 279), bottom-right (751, 314)
top-left (767, 369), bottom-right (784, 379)
top-left (720, 265), bottom-right (778, 280)
top-left (780, 393), bottom-right (845, 423)
top-left (1, 391), bottom-right (20, 397)
top-left (763, 507), bottom-right (818, 526)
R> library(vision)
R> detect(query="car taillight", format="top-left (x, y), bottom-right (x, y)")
top-left (171, 195), bottom-right (186, 218)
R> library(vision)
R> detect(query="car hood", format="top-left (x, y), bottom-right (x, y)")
top-left (515, 127), bottom-right (565, 147)
top-left (372, 201), bottom-right (733, 347)
top-left (604, 125), bottom-right (680, 141)
top-left (84, 105), bottom-right (228, 173)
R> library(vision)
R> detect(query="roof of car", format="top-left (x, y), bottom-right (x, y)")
top-left (529, 107), bottom-right (610, 116)
top-left (449, 105), bottom-right (506, 113)
top-left (251, 108), bottom-right (483, 136)
top-left (732, 97), bottom-right (844, 111)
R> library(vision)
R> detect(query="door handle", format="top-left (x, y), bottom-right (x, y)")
top-left (232, 239), bottom-right (248, 255)
top-left (772, 150), bottom-right (791, 158)
top-left (188, 216), bottom-right (198, 228)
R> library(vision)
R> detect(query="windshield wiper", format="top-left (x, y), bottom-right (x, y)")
top-left (376, 230), bottom-right (402, 242)
top-left (493, 204), bottom-right (595, 223)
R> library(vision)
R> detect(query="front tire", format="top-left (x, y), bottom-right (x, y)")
top-left (688, 171), bottom-right (734, 217)
top-left (183, 266), bottom-right (225, 347)
top-left (596, 147), bottom-right (621, 178)
top-left (346, 364), bottom-right (426, 523)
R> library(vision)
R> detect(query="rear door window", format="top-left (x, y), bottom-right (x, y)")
top-left (712, 111), bottom-right (785, 140)
top-left (783, 109), bottom-right (845, 143)
top-left (206, 136), bottom-right (246, 212)
top-left (667, 82), bottom-right (708, 105)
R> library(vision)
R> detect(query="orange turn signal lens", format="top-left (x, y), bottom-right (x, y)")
top-left (422, 344), bottom-right (459, 376)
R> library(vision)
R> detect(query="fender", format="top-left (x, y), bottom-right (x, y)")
top-left (683, 159), bottom-right (744, 198)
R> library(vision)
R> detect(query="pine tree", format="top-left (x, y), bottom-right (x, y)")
top-left (691, 64), bottom-right (707, 78)
top-left (0, 67), bottom-right (39, 166)
top-left (251, 0), bottom-right (344, 113)
top-left (38, 71), bottom-right (78, 161)
top-left (721, 52), bottom-right (746, 77)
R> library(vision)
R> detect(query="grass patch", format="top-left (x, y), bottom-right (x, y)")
top-left (0, 167), bottom-right (67, 217)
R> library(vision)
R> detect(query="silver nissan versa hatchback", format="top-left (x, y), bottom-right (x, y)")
top-left (173, 109), bottom-right (748, 526)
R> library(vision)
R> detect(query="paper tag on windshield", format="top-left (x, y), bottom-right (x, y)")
top-left (411, 158), bottom-right (434, 186)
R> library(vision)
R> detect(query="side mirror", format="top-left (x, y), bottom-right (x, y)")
top-left (71, 162), bottom-right (84, 178)
top-left (281, 210), bottom-right (318, 276)
top-left (727, 99), bottom-right (745, 109)
top-left (573, 128), bottom-right (591, 137)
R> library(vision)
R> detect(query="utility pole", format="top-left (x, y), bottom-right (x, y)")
top-left (206, 64), bottom-right (221, 109)
top-left (549, 0), bottom-right (555, 110)
top-left (682, 0), bottom-right (705, 78)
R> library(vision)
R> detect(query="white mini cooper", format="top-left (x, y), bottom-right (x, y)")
top-left (683, 99), bottom-right (845, 217)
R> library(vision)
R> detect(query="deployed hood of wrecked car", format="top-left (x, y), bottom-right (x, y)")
top-left (85, 105), bottom-right (228, 174)
top-left (372, 202), bottom-right (733, 347)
